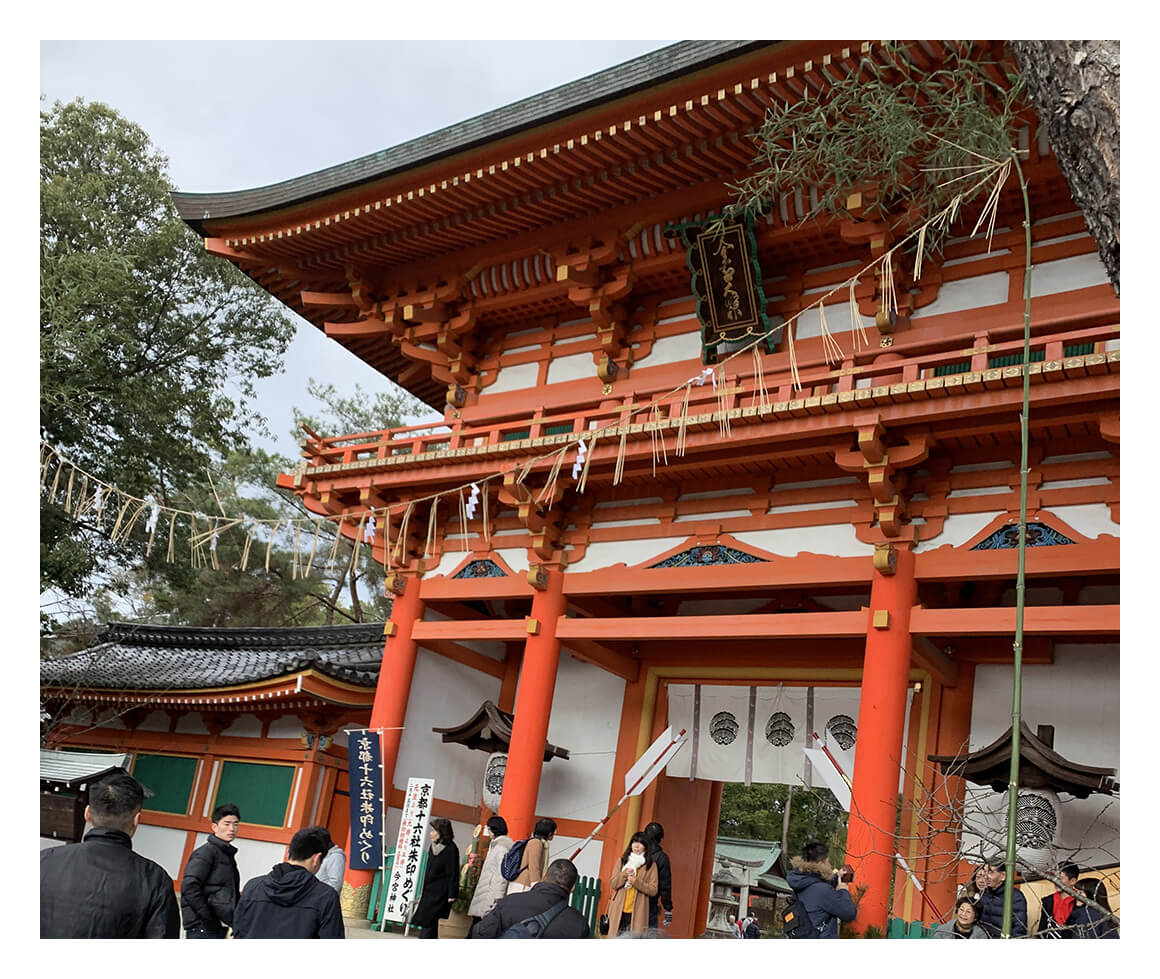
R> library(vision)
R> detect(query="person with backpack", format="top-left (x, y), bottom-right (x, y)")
top-left (603, 831), bottom-right (659, 937)
top-left (783, 841), bottom-right (856, 939)
top-left (467, 816), bottom-right (514, 925)
top-left (505, 818), bottom-right (557, 895)
top-left (743, 915), bottom-right (761, 939)
top-left (468, 859), bottom-right (590, 938)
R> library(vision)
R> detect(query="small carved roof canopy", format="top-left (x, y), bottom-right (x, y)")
top-left (432, 700), bottom-right (570, 762)
top-left (928, 722), bottom-right (1119, 798)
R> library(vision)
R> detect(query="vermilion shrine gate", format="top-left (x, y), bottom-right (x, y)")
top-left (156, 40), bottom-right (1119, 935)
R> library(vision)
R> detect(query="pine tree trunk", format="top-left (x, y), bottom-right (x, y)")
top-left (1010, 40), bottom-right (1120, 294)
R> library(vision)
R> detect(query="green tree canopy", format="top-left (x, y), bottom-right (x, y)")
top-left (718, 782), bottom-right (847, 863)
top-left (41, 97), bottom-right (295, 599)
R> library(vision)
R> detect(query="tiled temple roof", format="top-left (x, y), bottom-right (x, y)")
top-left (171, 41), bottom-right (769, 227)
top-left (40, 622), bottom-right (386, 691)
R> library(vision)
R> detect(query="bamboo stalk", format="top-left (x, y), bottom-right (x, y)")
top-left (1001, 147), bottom-right (1033, 940)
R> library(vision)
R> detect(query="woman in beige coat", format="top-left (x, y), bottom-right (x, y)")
top-left (467, 817), bottom-right (513, 924)
top-left (508, 818), bottom-right (556, 894)
top-left (604, 832), bottom-right (658, 937)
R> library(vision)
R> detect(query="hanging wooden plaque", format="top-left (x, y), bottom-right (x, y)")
top-left (673, 218), bottom-right (773, 364)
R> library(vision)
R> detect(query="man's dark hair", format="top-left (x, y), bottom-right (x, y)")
top-left (88, 774), bottom-right (144, 832)
top-left (211, 803), bottom-right (240, 823)
top-left (543, 858), bottom-right (579, 893)
top-left (534, 818), bottom-right (557, 838)
top-left (643, 821), bottom-right (664, 845)
top-left (486, 815), bottom-right (508, 837)
top-left (319, 828), bottom-right (334, 849)
top-left (983, 855), bottom-right (1006, 872)
top-left (801, 840), bottom-right (830, 863)
top-left (1059, 862), bottom-right (1080, 880)
top-left (430, 818), bottom-right (454, 845)
top-left (288, 826), bottom-right (331, 862)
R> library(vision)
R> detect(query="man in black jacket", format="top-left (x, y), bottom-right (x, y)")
top-left (643, 821), bottom-right (673, 929)
top-left (41, 773), bottom-right (180, 938)
top-left (233, 825), bottom-right (345, 939)
top-left (180, 802), bottom-right (241, 938)
top-left (469, 859), bottom-right (591, 938)
top-left (977, 855), bottom-right (1028, 938)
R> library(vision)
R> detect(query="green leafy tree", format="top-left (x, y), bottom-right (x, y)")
top-left (718, 782), bottom-right (847, 862)
top-left (291, 378), bottom-right (428, 440)
top-left (40, 97), bottom-right (295, 602)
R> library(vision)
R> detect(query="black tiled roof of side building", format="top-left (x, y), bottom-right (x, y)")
top-left (40, 622), bottom-right (387, 691)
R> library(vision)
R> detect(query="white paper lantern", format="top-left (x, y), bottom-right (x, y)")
top-left (482, 751), bottom-right (507, 811)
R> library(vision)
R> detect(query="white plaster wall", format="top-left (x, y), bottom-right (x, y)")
top-left (1044, 503), bottom-right (1120, 537)
top-left (566, 536), bottom-right (689, 571)
top-left (734, 525), bottom-right (873, 558)
top-left (646, 330), bottom-right (702, 367)
top-left (496, 547), bottom-right (530, 573)
top-left (40, 838), bottom-right (67, 851)
top-left (266, 716), bottom-right (305, 739)
top-left (429, 549), bottom-right (467, 577)
top-left (911, 271), bottom-right (1010, 319)
top-left (486, 362), bottom-right (540, 395)
top-left (967, 646), bottom-right (1119, 865)
top-left (1029, 253), bottom-right (1110, 297)
top-left (546, 351), bottom-right (596, 384)
top-left (534, 652), bottom-right (625, 825)
top-left (132, 823), bottom-right (188, 880)
top-left (795, 301), bottom-right (874, 339)
top-left (392, 649), bottom-right (500, 805)
top-left (913, 512), bottom-right (1006, 553)
top-left (175, 712), bottom-right (209, 735)
top-left (221, 715), bottom-right (262, 738)
top-left (547, 836), bottom-right (604, 881)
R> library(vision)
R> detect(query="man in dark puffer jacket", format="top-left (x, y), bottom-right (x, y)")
top-left (180, 803), bottom-right (242, 938)
top-left (977, 855), bottom-right (1028, 938)
top-left (41, 773), bottom-right (180, 938)
top-left (469, 859), bottom-right (591, 938)
top-left (233, 826), bottom-right (345, 938)
top-left (785, 841), bottom-right (856, 939)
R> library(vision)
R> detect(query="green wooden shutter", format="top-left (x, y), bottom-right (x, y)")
top-left (213, 761), bottom-right (296, 827)
top-left (131, 753), bottom-right (197, 814)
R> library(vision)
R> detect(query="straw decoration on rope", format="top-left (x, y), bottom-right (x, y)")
top-left (39, 158), bottom-right (1009, 575)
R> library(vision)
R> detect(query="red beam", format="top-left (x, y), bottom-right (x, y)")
top-left (563, 556), bottom-right (872, 596)
top-left (412, 618), bottom-right (531, 641)
top-left (910, 604), bottom-right (1119, 637)
top-left (556, 610), bottom-right (868, 641)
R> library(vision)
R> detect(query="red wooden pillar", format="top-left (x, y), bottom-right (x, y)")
top-left (498, 570), bottom-right (566, 840)
top-left (846, 547), bottom-right (917, 933)
top-left (340, 574), bottom-right (425, 915)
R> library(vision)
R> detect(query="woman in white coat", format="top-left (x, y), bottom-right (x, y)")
top-left (467, 816), bottom-right (513, 926)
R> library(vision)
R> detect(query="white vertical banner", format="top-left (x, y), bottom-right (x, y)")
top-left (381, 777), bottom-right (435, 923)
top-left (750, 685), bottom-right (810, 785)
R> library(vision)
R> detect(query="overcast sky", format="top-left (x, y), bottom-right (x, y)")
top-left (39, 39), bottom-right (672, 457)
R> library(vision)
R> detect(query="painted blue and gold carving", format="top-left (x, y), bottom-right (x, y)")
top-left (971, 522), bottom-right (1075, 550)
top-left (649, 545), bottom-right (766, 569)
top-left (453, 559), bottom-right (507, 578)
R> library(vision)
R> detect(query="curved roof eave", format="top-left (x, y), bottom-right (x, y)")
top-left (172, 40), bottom-right (775, 235)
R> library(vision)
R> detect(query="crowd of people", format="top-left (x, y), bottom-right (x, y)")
top-left (942, 856), bottom-right (1119, 939)
top-left (40, 772), bottom-right (1119, 940)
